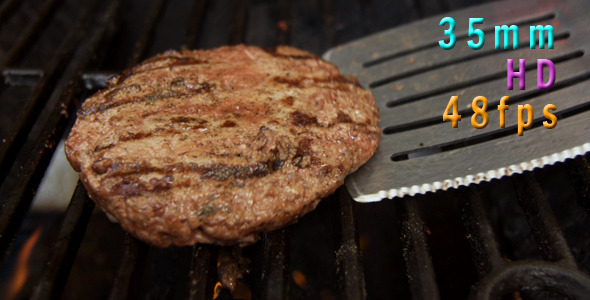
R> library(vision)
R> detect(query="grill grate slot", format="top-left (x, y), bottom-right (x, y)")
top-left (383, 70), bottom-right (590, 135)
top-left (391, 98), bottom-right (590, 162)
top-left (363, 12), bottom-right (556, 68)
top-left (370, 31), bottom-right (570, 89)
top-left (260, 230), bottom-right (288, 299)
top-left (401, 198), bottom-right (441, 299)
top-left (384, 50), bottom-right (584, 107)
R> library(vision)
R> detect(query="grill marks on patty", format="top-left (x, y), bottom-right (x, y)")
top-left (114, 175), bottom-right (176, 197)
top-left (93, 128), bottom-right (324, 196)
top-left (89, 107), bottom-right (365, 193)
top-left (109, 56), bottom-right (209, 85)
top-left (84, 61), bottom-right (359, 119)
top-left (97, 159), bottom-right (288, 198)
top-left (95, 160), bottom-right (281, 180)
top-left (80, 82), bottom-right (214, 117)
top-left (272, 74), bottom-right (362, 90)
top-left (65, 45), bottom-right (380, 247)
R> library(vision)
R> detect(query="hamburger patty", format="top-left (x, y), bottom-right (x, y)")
top-left (65, 45), bottom-right (380, 247)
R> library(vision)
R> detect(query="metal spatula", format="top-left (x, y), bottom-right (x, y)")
top-left (323, 0), bottom-right (590, 202)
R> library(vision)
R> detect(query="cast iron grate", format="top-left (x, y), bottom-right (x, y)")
top-left (0, 0), bottom-right (589, 299)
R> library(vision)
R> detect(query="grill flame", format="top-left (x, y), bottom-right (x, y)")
top-left (4, 226), bottom-right (42, 300)
top-left (212, 281), bottom-right (222, 299)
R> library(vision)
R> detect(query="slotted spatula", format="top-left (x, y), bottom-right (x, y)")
top-left (323, 0), bottom-right (590, 202)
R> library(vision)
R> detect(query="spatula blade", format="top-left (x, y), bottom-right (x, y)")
top-left (323, 0), bottom-right (590, 201)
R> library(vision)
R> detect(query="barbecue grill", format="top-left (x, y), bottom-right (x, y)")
top-left (1, 0), bottom-right (590, 299)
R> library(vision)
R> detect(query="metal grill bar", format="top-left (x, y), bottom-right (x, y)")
top-left (402, 198), bottom-right (440, 300)
top-left (513, 172), bottom-right (577, 266)
top-left (187, 245), bottom-right (217, 300)
top-left (464, 165), bottom-right (590, 298)
top-left (334, 187), bottom-right (366, 299)
top-left (457, 186), bottom-right (505, 278)
top-left (182, 0), bottom-right (208, 49)
top-left (0, 0), bottom-right (102, 182)
top-left (0, 0), bottom-right (124, 268)
top-left (564, 154), bottom-right (590, 215)
top-left (229, 0), bottom-right (249, 45)
top-left (142, 246), bottom-right (194, 298)
top-left (0, 0), bottom-right (22, 23)
top-left (129, 0), bottom-right (170, 66)
top-left (0, 0), bottom-right (64, 68)
top-left (261, 229), bottom-right (288, 299)
top-left (470, 261), bottom-right (590, 299)
top-left (30, 183), bottom-right (95, 300)
top-left (108, 235), bottom-right (147, 300)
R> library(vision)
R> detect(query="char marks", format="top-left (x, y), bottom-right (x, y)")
top-left (90, 126), bottom-right (200, 155)
top-left (64, 45), bottom-right (380, 247)
top-left (201, 162), bottom-right (271, 181)
top-left (114, 174), bottom-right (175, 197)
top-left (290, 111), bottom-right (318, 127)
top-left (111, 55), bottom-right (208, 85)
top-left (272, 74), bottom-right (361, 89)
top-left (99, 160), bottom-right (282, 181)
top-left (221, 120), bottom-right (237, 128)
top-left (80, 82), bottom-right (213, 117)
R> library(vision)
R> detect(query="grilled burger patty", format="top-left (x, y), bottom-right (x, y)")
top-left (65, 45), bottom-right (380, 247)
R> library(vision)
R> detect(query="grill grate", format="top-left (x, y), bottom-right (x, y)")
top-left (0, 0), bottom-right (589, 299)
top-left (0, 0), bottom-right (124, 266)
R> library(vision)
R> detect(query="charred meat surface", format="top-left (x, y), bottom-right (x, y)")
top-left (65, 45), bottom-right (380, 247)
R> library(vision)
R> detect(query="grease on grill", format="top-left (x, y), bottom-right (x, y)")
top-left (217, 247), bottom-right (251, 294)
